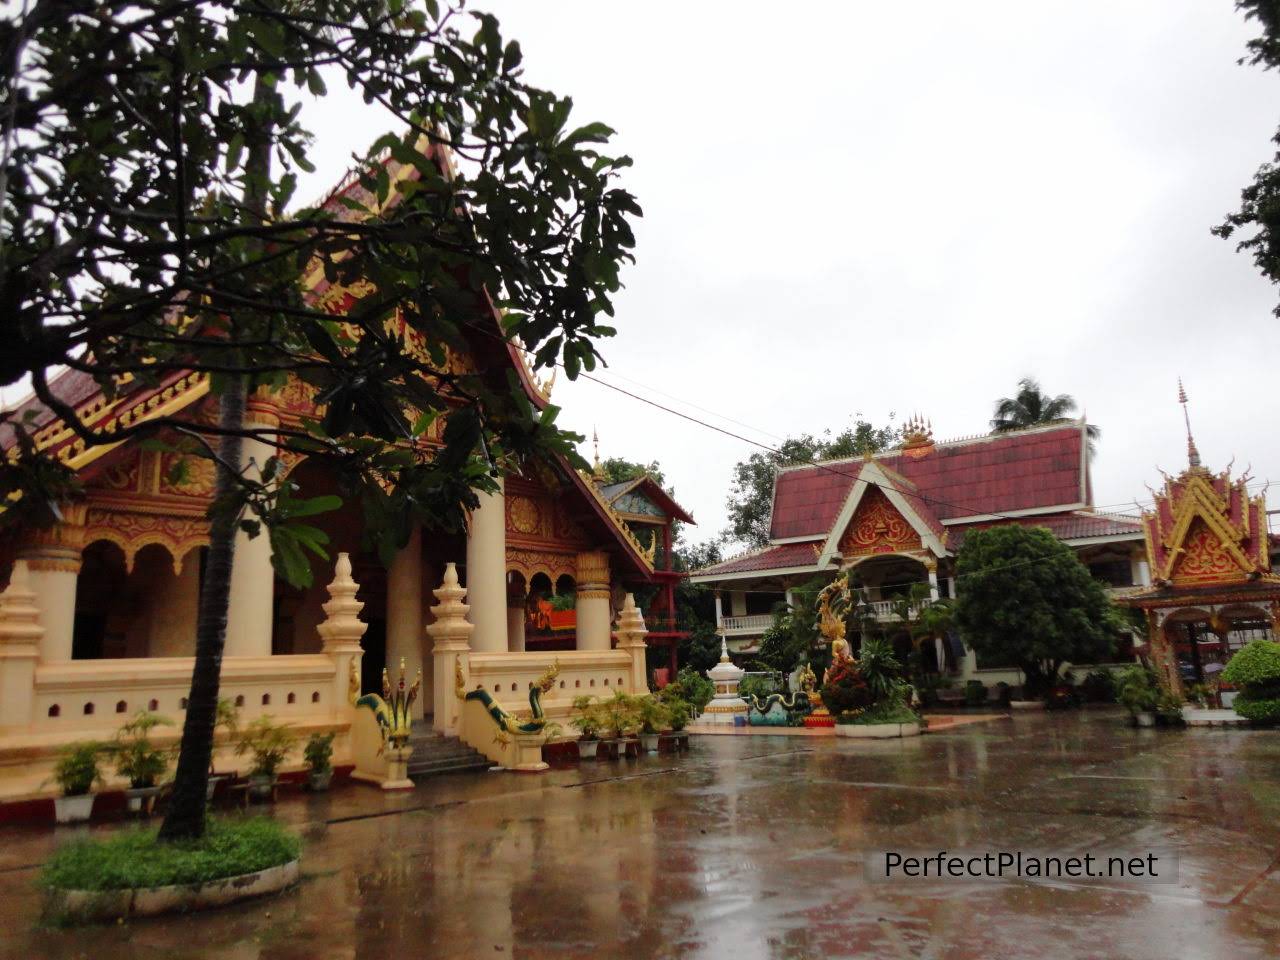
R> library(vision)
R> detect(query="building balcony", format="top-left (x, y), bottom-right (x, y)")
top-left (717, 614), bottom-right (776, 636)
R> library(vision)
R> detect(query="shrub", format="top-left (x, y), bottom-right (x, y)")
top-left (1232, 695), bottom-right (1280, 725)
top-left (52, 742), bottom-right (103, 797)
top-left (855, 637), bottom-right (901, 701)
top-left (819, 658), bottom-right (873, 717)
top-left (304, 733), bottom-right (335, 773)
top-left (1080, 669), bottom-right (1116, 703)
top-left (663, 696), bottom-right (693, 731)
top-left (1221, 639), bottom-right (1280, 688)
top-left (42, 817), bottom-right (300, 892)
top-left (110, 711), bottom-right (174, 789)
top-left (235, 716), bottom-right (296, 779)
top-left (739, 674), bottom-right (779, 703)
top-left (634, 695), bottom-right (672, 734)
top-left (852, 700), bottom-right (921, 725)
top-left (570, 696), bottom-right (603, 739)
top-left (964, 680), bottom-right (988, 706)
top-left (664, 667), bottom-right (714, 714)
top-left (1114, 664), bottom-right (1160, 716)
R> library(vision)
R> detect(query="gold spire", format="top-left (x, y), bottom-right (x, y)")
top-left (591, 427), bottom-right (607, 481)
top-left (1178, 378), bottom-right (1202, 470)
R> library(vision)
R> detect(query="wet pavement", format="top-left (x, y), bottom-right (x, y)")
top-left (2, 709), bottom-right (1279, 959)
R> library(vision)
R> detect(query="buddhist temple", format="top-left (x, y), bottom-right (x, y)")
top-left (1118, 384), bottom-right (1280, 695)
top-left (0, 148), bottom-right (692, 801)
top-left (692, 417), bottom-right (1149, 685)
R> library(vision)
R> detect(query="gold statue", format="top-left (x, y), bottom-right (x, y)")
top-left (815, 573), bottom-right (854, 682)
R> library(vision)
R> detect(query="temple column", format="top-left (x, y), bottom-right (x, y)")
top-left (0, 561), bottom-right (42, 730)
top-left (426, 563), bottom-right (473, 735)
top-left (225, 412), bottom-right (277, 657)
top-left (465, 478), bottom-right (507, 653)
top-left (507, 578), bottom-right (526, 653)
top-left (386, 524), bottom-right (424, 718)
top-left (17, 504), bottom-right (85, 662)
top-left (616, 594), bottom-right (649, 693)
top-left (714, 592), bottom-right (724, 628)
top-left (575, 550), bottom-right (612, 650)
top-left (1130, 550), bottom-right (1150, 588)
top-left (926, 560), bottom-right (940, 601)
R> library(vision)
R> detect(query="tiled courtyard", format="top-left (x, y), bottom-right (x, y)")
top-left (2, 710), bottom-right (1279, 959)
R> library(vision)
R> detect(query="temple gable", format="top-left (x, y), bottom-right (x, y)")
top-left (838, 486), bottom-right (923, 558)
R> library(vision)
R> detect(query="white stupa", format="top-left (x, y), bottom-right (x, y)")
top-left (703, 636), bottom-right (748, 725)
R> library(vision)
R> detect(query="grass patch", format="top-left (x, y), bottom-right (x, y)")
top-left (42, 817), bottom-right (300, 892)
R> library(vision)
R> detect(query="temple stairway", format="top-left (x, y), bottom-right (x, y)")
top-left (405, 722), bottom-right (492, 780)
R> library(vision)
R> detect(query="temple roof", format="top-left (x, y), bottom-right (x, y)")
top-left (768, 420), bottom-right (1089, 541)
top-left (595, 475), bottom-right (695, 525)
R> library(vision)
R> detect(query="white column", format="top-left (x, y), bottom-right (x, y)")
top-left (927, 565), bottom-right (940, 601)
top-left (0, 561), bottom-right (42, 730)
top-left (465, 478), bottom-right (507, 653)
top-left (225, 423), bottom-right (277, 657)
top-left (1130, 552), bottom-right (1150, 587)
top-left (18, 507), bottom-right (85, 662)
top-left (506, 583), bottom-right (526, 653)
top-left (714, 592), bottom-right (724, 628)
top-left (575, 550), bottom-right (612, 650)
top-left (426, 563), bottom-right (473, 735)
top-left (386, 524), bottom-right (424, 718)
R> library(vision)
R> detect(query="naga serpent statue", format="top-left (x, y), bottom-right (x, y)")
top-left (816, 572), bottom-right (855, 681)
top-left (350, 657), bottom-right (422, 751)
top-left (455, 658), bottom-right (561, 744)
top-left (747, 664), bottom-right (817, 716)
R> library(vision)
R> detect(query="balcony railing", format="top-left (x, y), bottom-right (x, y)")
top-left (866, 599), bottom-right (933, 621)
top-left (718, 614), bottom-right (775, 635)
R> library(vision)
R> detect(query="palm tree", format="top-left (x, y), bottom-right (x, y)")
top-left (990, 377), bottom-right (1100, 453)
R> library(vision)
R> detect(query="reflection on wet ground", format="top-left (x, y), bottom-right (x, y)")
top-left (2, 709), bottom-right (1279, 959)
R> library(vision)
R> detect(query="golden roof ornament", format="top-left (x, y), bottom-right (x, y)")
top-left (901, 412), bottom-right (935, 459)
top-left (1178, 378), bottom-right (1204, 472)
top-left (591, 427), bottom-right (607, 481)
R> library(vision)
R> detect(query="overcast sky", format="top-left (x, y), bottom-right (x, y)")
top-left (297, 1), bottom-right (1280, 547)
top-left (18, 2), bottom-right (1275, 548)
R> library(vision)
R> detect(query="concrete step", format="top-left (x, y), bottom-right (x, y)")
top-left (405, 729), bottom-right (491, 779)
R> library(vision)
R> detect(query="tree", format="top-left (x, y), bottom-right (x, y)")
top-left (722, 419), bottom-right (900, 547)
top-left (953, 526), bottom-right (1117, 698)
top-left (1214, 2), bottom-right (1280, 315)
top-left (989, 378), bottom-right (1099, 452)
top-left (2, 1), bottom-right (638, 839)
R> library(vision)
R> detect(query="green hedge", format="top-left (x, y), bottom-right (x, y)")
top-left (42, 817), bottom-right (300, 892)
top-left (1222, 640), bottom-right (1280, 687)
top-left (1233, 695), bottom-right (1280, 726)
top-left (849, 700), bottom-right (921, 726)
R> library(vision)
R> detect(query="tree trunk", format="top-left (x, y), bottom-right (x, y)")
top-left (158, 378), bottom-right (245, 841)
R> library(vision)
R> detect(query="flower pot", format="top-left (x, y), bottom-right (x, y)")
top-left (54, 793), bottom-right (95, 825)
top-left (308, 769), bottom-right (333, 792)
top-left (1134, 711), bottom-right (1156, 728)
top-left (248, 774), bottom-right (276, 801)
top-left (1221, 690), bottom-right (1238, 708)
top-left (126, 785), bottom-right (163, 816)
top-left (619, 737), bottom-right (641, 758)
top-left (640, 733), bottom-right (660, 753)
top-left (576, 739), bottom-right (599, 759)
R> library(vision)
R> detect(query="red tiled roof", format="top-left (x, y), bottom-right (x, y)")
top-left (946, 512), bottom-right (1143, 550)
top-left (694, 542), bottom-right (822, 578)
top-left (770, 423), bottom-right (1086, 540)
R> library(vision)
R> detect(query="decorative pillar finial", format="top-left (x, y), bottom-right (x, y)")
top-left (591, 427), bottom-right (606, 480)
top-left (719, 634), bottom-right (731, 663)
top-left (1178, 378), bottom-right (1201, 469)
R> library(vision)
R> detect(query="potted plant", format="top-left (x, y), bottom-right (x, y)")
top-left (661, 695), bottom-right (693, 749)
top-left (570, 696), bottom-right (603, 759)
top-left (208, 697), bottom-right (241, 800)
top-left (1115, 664), bottom-right (1160, 727)
top-left (602, 691), bottom-right (640, 757)
top-left (963, 679), bottom-right (988, 707)
top-left (110, 710), bottom-right (173, 815)
top-left (235, 715), bottom-right (296, 801)
top-left (304, 732), bottom-right (336, 791)
top-left (635, 695), bottom-right (671, 753)
top-left (50, 742), bottom-right (103, 824)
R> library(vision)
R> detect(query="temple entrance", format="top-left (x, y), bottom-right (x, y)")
top-left (1164, 605), bottom-right (1276, 685)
